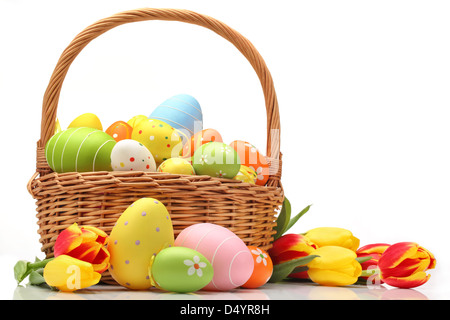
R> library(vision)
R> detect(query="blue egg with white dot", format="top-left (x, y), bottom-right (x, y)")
top-left (150, 94), bottom-right (203, 138)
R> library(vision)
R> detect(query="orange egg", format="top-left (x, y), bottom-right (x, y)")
top-left (229, 140), bottom-right (270, 186)
top-left (106, 121), bottom-right (133, 142)
top-left (182, 128), bottom-right (223, 158)
top-left (241, 246), bottom-right (273, 289)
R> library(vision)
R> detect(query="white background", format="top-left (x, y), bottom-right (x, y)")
top-left (0, 0), bottom-right (449, 299)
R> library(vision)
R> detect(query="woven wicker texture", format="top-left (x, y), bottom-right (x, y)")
top-left (28, 8), bottom-right (284, 284)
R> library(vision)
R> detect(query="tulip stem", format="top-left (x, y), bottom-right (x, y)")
top-left (360, 268), bottom-right (379, 278)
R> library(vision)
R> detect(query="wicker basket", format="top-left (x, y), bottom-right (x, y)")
top-left (27, 8), bottom-right (284, 284)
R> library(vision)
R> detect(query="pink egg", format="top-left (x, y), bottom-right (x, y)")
top-left (174, 223), bottom-right (254, 291)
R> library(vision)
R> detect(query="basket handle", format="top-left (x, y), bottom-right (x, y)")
top-left (36, 8), bottom-right (282, 186)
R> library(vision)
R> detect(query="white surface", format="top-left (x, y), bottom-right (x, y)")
top-left (1, 0), bottom-right (449, 300)
top-left (2, 253), bottom-right (448, 301)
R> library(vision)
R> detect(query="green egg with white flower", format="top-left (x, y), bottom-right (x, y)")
top-left (150, 246), bottom-right (213, 293)
top-left (192, 142), bottom-right (240, 179)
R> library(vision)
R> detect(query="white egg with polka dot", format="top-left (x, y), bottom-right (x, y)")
top-left (110, 139), bottom-right (156, 172)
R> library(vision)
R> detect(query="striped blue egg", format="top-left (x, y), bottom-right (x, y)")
top-left (150, 94), bottom-right (203, 137)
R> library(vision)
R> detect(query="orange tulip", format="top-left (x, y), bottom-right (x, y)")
top-left (356, 243), bottom-right (390, 284)
top-left (268, 234), bottom-right (318, 279)
top-left (378, 242), bottom-right (436, 288)
top-left (54, 223), bottom-right (110, 273)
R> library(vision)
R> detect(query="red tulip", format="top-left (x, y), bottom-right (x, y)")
top-left (356, 243), bottom-right (390, 283)
top-left (54, 223), bottom-right (110, 273)
top-left (378, 242), bottom-right (436, 288)
top-left (268, 234), bottom-right (318, 279)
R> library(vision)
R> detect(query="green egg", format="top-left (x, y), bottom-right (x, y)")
top-left (45, 127), bottom-right (116, 173)
top-left (192, 142), bottom-right (240, 179)
top-left (151, 246), bottom-right (213, 293)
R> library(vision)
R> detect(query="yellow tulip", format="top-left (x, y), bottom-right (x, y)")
top-left (43, 255), bottom-right (101, 292)
top-left (307, 246), bottom-right (362, 286)
top-left (304, 227), bottom-right (360, 251)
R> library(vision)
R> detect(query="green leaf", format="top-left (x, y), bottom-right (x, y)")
top-left (14, 257), bottom-right (53, 285)
top-left (355, 256), bottom-right (373, 264)
top-left (291, 266), bottom-right (309, 274)
top-left (14, 260), bottom-right (30, 284)
top-left (274, 197), bottom-right (291, 240)
top-left (285, 204), bottom-right (312, 234)
top-left (29, 269), bottom-right (46, 286)
top-left (269, 255), bottom-right (319, 283)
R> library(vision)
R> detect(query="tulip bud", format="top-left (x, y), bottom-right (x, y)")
top-left (307, 246), bottom-right (362, 286)
top-left (304, 227), bottom-right (360, 251)
top-left (378, 242), bottom-right (436, 288)
top-left (356, 243), bottom-right (390, 284)
top-left (43, 255), bottom-right (101, 292)
top-left (268, 234), bottom-right (318, 279)
top-left (54, 223), bottom-right (110, 273)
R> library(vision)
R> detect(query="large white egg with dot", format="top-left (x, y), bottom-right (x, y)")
top-left (110, 139), bottom-right (156, 172)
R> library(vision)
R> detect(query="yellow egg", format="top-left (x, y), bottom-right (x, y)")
top-left (131, 119), bottom-right (183, 165)
top-left (68, 113), bottom-right (103, 131)
top-left (157, 157), bottom-right (195, 175)
top-left (127, 115), bottom-right (148, 128)
top-left (233, 165), bottom-right (257, 184)
top-left (107, 198), bottom-right (174, 290)
top-left (54, 118), bottom-right (61, 135)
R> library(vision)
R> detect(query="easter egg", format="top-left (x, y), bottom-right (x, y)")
top-left (45, 127), bottom-right (116, 173)
top-left (229, 140), bottom-right (270, 186)
top-left (192, 142), bottom-right (240, 179)
top-left (182, 128), bottom-right (223, 158)
top-left (54, 118), bottom-right (62, 135)
top-left (150, 247), bottom-right (213, 293)
top-left (241, 246), bottom-right (273, 289)
top-left (108, 198), bottom-right (174, 290)
top-left (127, 115), bottom-right (147, 129)
top-left (105, 121), bottom-right (133, 142)
top-left (233, 165), bottom-right (257, 184)
top-left (150, 94), bottom-right (203, 137)
top-left (157, 157), bottom-right (195, 175)
top-left (131, 119), bottom-right (183, 165)
top-left (68, 113), bottom-right (103, 131)
top-left (110, 139), bottom-right (156, 172)
top-left (174, 223), bottom-right (254, 291)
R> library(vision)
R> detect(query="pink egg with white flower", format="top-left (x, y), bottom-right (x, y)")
top-left (174, 223), bottom-right (254, 291)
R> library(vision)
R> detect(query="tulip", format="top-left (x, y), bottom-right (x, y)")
top-left (269, 234), bottom-right (318, 264)
top-left (54, 223), bottom-right (110, 273)
top-left (378, 242), bottom-right (436, 288)
top-left (356, 243), bottom-right (390, 284)
top-left (268, 234), bottom-right (318, 280)
top-left (43, 255), bottom-right (101, 292)
top-left (307, 246), bottom-right (362, 286)
top-left (304, 227), bottom-right (360, 251)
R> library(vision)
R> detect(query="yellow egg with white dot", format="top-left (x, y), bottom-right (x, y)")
top-left (233, 165), bottom-right (257, 184)
top-left (107, 198), bottom-right (174, 290)
top-left (131, 119), bottom-right (183, 166)
top-left (157, 157), bottom-right (195, 175)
